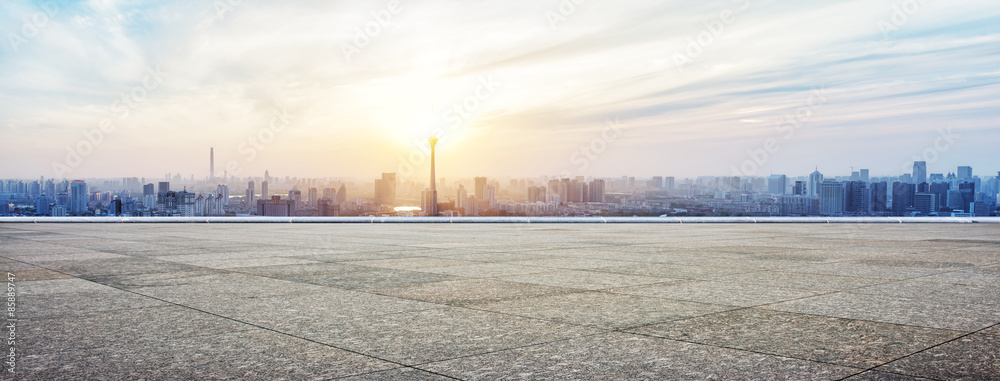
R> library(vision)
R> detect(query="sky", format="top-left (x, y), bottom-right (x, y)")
top-left (1, 0), bottom-right (998, 182)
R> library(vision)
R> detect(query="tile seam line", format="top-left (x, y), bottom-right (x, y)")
top-left (833, 321), bottom-right (1000, 381)
top-left (3, 256), bottom-right (463, 381)
top-left (622, 329), bottom-right (869, 374)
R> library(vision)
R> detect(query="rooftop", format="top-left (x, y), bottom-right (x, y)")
top-left (2, 223), bottom-right (999, 380)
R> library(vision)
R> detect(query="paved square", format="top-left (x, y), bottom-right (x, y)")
top-left (1, 223), bottom-right (998, 380)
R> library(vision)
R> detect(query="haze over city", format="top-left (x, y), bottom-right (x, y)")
top-left (1, 0), bottom-right (998, 180)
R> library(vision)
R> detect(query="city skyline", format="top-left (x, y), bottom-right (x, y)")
top-left (2, 156), bottom-right (996, 218)
top-left (1, 1), bottom-right (998, 180)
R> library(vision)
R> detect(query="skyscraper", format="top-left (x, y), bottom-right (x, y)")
top-left (809, 168), bottom-right (823, 197)
top-left (860, 169), bottom-right (869, 182)
top-left (288, 188), bottom-right (301, 209)
top-left (870, 181), bottom-right (888, 212)
top-left (819, 180), bottom-right (844, 215)
top-left (474, 177), bottom-right (488, 200)
top-left (588, 179), bottom-right (606, 203)
top-left (484, 184), bottom-right (497, 210)
top-left (246, 181), bottom-right (255, 205)
top-left (768, 174), bottom-right (788, 195)
top-left (261, 181), bottom-right (269, 200)
top-left (35, 195), bottom-right (51, 216)
top-left (374, 173), bottom-right (397, 206)
top-left (958, 166), bottom-right (972, 181)
top-left (912, 161), bottom-right (927, 184)
top-left (308, 188), bottom-right (318, 208)
top-left (844, 181), bottom-right (870, 215)
top-left (892, 182), bottom-right (916, 215)
top-left (70, 180), bottom-right (88, 215)
top-left (337, 184), bottom-right (347, 204)
top-left (792, 181), bottom-right (806, 196)
top-left (958, 182), bottom-right (976, 212)
top-left (457, 185), bottom-right (468, 211)
top-left (913, 193), bottom-right (938, 214)
top-left (929, 182), bottom-right (950, 211)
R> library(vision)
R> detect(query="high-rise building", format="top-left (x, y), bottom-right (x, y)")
top-left (845, 181), bottom-right (870, 215)
top-left (913, 193), bottom-right (938, 214)
top-left (946, 189), bottom-right (964, 211)
top-left (246, 181), bottom-right (256, 205)
top-left (288, 188), bottom-right (302, 209)
top-left (177, 189), bottom-right (196, 217)
top-left (567, 179), bottom-right (587, 203)
top-left (308, 188), bottom-right (318, 208)
top-left (217, 185), bottom-right (230, 205)
top-left (663, 177), bottom-right (675, 191)
top-left (457, 185), bottom-right (468, 211)
top-left (809, 168), bottom-right (823, 197)
top-left (870, 181), bottom-right (888, 212)
top-left (929, 182), bottom-right (950, 212)
top-left (912, 161), bottom-right (927, 184)
top-left (374, 173), bottom-right (397, 206)
top-left (768, 174), bottom-right (788, 195)
top-left (70, 180), bottom-right (88, 215)
top-left (588, 179), bottom-right (606, 203)
top-left (860, 169), bottom-right (870, 182)
top-left (484, 184), bottom-right (497, 210)
top-left (792, 181), bottom-right (807, 196)
top-left (337, 184), bottom-right (347, 204)
top-left (158, 182), bottom-right (170, 194)
top-left (958, 182), bottom-right (976, 212)
top-left (35, 195), bottom-right (51, 216)
top-left (317, 198), bottom-right (340, 217)
top-left (958, 166), bottom-right (972, 181)
top-left (651, 176), bottom-right (663, 189)
top-left (465, 196), bottom-right (479, 216)
top-left (819, 180), bottom-right (845, 215)
top-left (892, 182), bottom-right (916, 215)
top-left (474, 177), bottom-right (488, 200)
top-left (527, 186), bottom-right (546, 203)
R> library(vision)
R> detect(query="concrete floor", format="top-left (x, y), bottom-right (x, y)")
top-left (1, 223), bottom-right (998, 380)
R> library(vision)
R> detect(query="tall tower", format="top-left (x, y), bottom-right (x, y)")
top-left (428, 135), bottom-right (439, 217)
top-left (210, 148), bottom-right (215, 180)
top-left (913, 161), bottom-right (927, 184)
